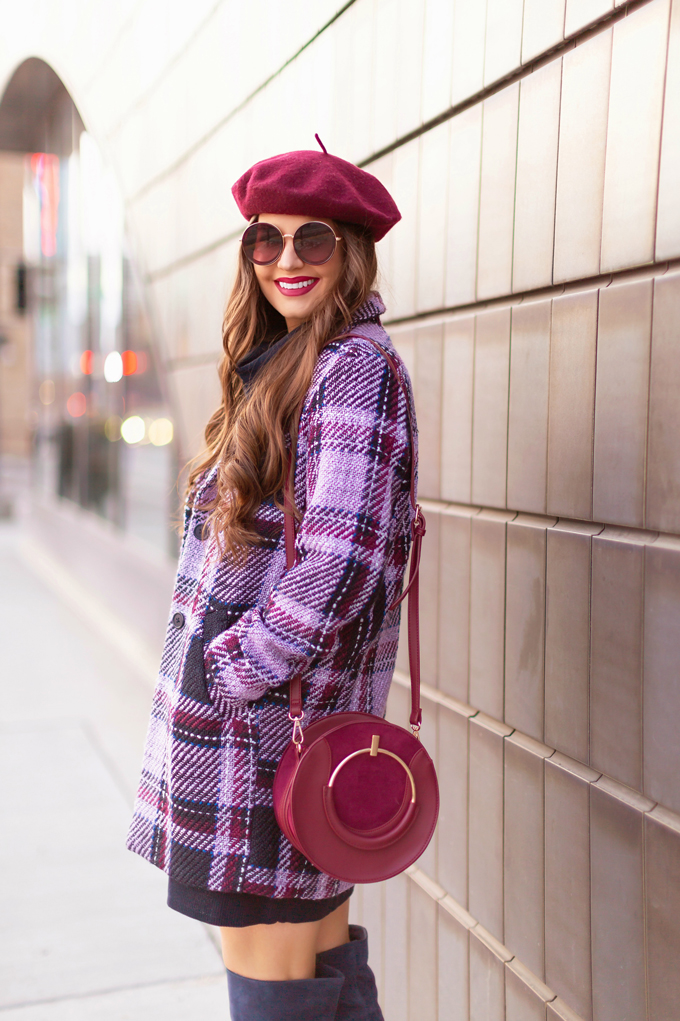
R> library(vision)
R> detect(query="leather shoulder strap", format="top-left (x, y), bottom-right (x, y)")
top-left (285, 332), bottom-right (425, 730)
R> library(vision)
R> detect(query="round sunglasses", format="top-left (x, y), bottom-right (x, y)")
top-left (241, 221), bottom-right (343, 266)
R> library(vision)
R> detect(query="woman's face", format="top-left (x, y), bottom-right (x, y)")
top-left (252, 213), bottom-right (344, 331)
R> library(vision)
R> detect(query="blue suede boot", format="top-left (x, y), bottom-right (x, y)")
top-left (226, 961), bottom-right (344, 1021)
top-left (317, 925), bottom-right (384, 1020)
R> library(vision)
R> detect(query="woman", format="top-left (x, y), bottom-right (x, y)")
top-left (127, 140), bottom-right (416, 1021)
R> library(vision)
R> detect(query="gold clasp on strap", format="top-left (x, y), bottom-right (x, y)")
top-left (289, 711), bottom-right (305, 750)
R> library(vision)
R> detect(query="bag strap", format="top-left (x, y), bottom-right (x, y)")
top-left (284, 334), bottom-right (426, 735)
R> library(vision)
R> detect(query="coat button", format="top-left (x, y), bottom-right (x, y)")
top-left (172, 612), bottom-right (185, 630)
top-left (194, 522), bottom-right (205, 540)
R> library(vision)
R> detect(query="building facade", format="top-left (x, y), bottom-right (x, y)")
top-left (1, 1), bottom-right (679, 1018)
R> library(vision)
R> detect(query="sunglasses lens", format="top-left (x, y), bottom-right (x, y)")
top-left (294, 222), bottom-right (337, 265)
top-left (242, 223), bottom-right (283, 265)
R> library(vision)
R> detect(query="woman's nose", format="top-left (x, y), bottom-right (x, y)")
top-left (277, 236), bottom-right (304, 271)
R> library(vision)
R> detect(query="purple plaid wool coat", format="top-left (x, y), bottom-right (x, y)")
top-left (126, 295), bottom-right (417, 900)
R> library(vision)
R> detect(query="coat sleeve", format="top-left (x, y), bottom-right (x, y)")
top-left (202, 343), bottom-right (412, 706)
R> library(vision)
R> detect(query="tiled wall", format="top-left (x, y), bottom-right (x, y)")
top-left (5, 0), bottom-right (680, 1017)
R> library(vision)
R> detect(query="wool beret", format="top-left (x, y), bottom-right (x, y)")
top-left (232, 140), bottom-right (401, 242)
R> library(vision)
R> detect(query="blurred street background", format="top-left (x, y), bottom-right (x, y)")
top-left (2, 2), bottom-right (680, 1020)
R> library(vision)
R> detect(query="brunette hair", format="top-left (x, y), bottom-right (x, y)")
top-left (186, 220), bottom-right (378, 556)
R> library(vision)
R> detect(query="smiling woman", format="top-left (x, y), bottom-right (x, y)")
top-left (248, 215), bottom-right (344, 330)
top-left (126, 139), bottom-right (410, 1021)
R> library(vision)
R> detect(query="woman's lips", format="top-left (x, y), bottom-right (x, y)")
top-left (274, 277), bottom-right (320, 297)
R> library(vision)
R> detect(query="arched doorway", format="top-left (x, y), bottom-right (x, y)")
top-left (0, 58), bottom-right (177, 552)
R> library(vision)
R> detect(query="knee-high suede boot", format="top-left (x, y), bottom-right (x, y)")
top-left (226, 961), bottom-right (344, 1021)
top-left (317, 925), bottom-right (384, 1020)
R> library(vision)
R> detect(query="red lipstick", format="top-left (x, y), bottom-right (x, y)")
top-left (274, 277), bottom-right (320, 297)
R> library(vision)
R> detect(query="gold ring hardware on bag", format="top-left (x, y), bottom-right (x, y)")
top-left (327, 734), bottom-right (416, 804)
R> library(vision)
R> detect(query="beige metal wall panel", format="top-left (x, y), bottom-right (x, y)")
top-left (370, 0), bottom-right (399, 155)
top-left (421, 0), bottom-right (455, 123)
top-left (512, 61), bottom-right (562, 293)
top-left (419, 512), bottom-right (441, 688)
top-left (505, 518), bottom-right (549, 742)
top-left (417, 698), bottom-right (439, 877)
top-left (505, 967), bottom-right (549, 1021)
top-left (646, 273), bottom-right (680, 532)
top-left (471, 308), bottom-right (511, 509)
top-left (484, 0), bottom-right (525, 85)
top-left (504, 734), bottom-right (552, 979)
top-left (545, 758), bottom-right (595, 1021)
top-left (643, 541), bottom-right (680, 814)
top-left (409, 882), bottom-right (438, 1021)
top-left (469, 512), bottom-right (510, 719)
top-left (545, 527), bottom-right (593, 763)
top-left (645, 807), bottom-right (680, 1021)
top-left (507, 300), bottom-right (552, 514)
top-left (417, 127), bottom-right (449, 314)
top-left (476, 85), bottom-right (520, 300)
top-left (521, 0), bottom-right (566, 63)
top-left (383, 874), bottom-right (409, 1021)
top-left (590, 536), bottom-right (644, 791)
top-left (553, 31), bottom-right (612, 283)
top-left (445, 106), bottom-right (483, 308)
top-left (451, 0), bottom-right (487, 105)
top-left (469, 937), bottom-right (506, 1021)
top-left (565, 0), bottom-right (613, 36)
top-left (547, 998), bottom-right (588, 1021)
top-left (546, 290), bottom-right (598, 520)
top-left (438, 509), bottom-right (474, 702)
top-left (438, 907), bottom-right (469, 1021)
top-left (590, 780), bottom-right (650, 1021)
top-left (371, 153), bottom-right (395, 297)
top-left (600, 0), bottom-right (670, 271)
top-left (390, 141), bottom-right (420, 321)
top-left (656, 0), bottom-right (680, 259)
top-left (360, 882), bottom-right (385, 1002)
top-left (169, 363), bottom-right (223, 459)
top-left (437, 708), bottom-right (469, 906)
top-left (593, 280), bottom-right (653, 527)
top-left (414, 325), bottom-right (444, 499)
top-left (395, 0), bottom-right (425, 141)
top-left (441, 316), bottom-right (475, 504)
top-left (468, 717), bottom-right (508, 941)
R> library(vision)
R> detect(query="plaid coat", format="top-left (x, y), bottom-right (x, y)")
top-left (126, 295), bottom-right (417, 899)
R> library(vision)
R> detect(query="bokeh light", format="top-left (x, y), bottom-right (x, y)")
top-left (38, 379), bottom-right (55, 405)
top-left (121, 415), bottom-right (145, 444)
top-left (80, 350), bottom-right (93, 375)
top-left (104, 415), bottom-right (122, 441)
top-left (148, 418), bottom-right (173, 446)
top-left (121, 350), bottom-right (137, 375)
top-left (104, 351), bottom-right (123, 382)
top-left (66, 392), bottom-right (86, 417)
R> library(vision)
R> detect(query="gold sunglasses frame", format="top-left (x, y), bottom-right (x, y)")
top-left (240, 221), bottom-right (343, 266)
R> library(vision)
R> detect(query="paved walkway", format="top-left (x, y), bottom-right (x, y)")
top-left (0, 523), bottom-right (229, 1018)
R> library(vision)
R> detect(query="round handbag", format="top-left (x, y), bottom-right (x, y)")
top-left (272, 336), bottom-right (439, 884)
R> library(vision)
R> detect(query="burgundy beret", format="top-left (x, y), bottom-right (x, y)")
top-left (232, 142), bottom-right (401, 242)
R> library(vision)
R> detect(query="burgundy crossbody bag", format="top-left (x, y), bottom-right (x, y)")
top-left (272, 336), bottom-right (439, 884)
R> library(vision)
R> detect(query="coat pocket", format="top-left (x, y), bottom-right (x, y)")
top-left (180, 607), bottom-right (237, 705)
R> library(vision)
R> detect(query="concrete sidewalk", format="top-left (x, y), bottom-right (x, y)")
top-left (0, 523), bottom-right (229, 1018)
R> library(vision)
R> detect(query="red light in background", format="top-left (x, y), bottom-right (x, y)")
top-left (80, 350), bottom-right (93, 375)
top-left (31, 153), bottom-right (60, 259)
top-left (67, 392), bottom-right (87, 417)
top-left (121, 350), bottom-right (137, 376)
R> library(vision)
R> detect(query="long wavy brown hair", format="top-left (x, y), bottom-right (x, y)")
top-left (186, 220), bottom-right (378, 557)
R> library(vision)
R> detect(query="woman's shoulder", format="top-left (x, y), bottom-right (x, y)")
top-left (313, 324), bottom-right (411, 392)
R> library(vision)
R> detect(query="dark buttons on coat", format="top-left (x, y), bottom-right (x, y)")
top-left (172, 612), bottom-right (185, 630)
top-left (194, 522), bottom-right (205, 540)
